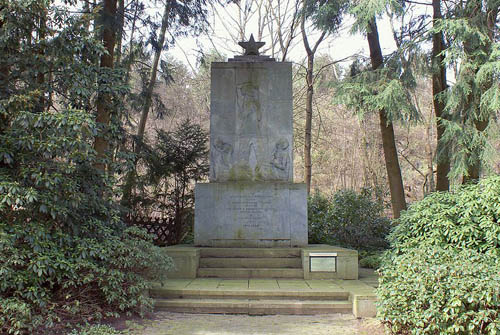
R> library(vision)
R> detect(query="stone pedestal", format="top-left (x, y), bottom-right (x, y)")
top-left (195, 182), bottom-right (307, 247)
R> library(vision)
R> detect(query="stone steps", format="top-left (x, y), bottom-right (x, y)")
top-left (154, 298), bottom-right (353, 315)
top-left (197, 267), bottom-right (304, 278)
top-left (151, 287), bottom-right (350, 301)
top-left (199, 247), bottom-right (302, 258)
top-left (199, 257), bottom-right (302, 268)
top-left (198, 247), bottom-right (304, 279)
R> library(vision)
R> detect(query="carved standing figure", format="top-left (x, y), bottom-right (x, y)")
top-left (237, 82), bottom-right (261, 135)
top-left (271, 138), bottom-right (290, 180)
top-left (211, 138), bottom-right (233, 180)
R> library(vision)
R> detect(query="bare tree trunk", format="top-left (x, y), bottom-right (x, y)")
top-left (359, 120), bottom-right (377, 189)
top-left (0, 6), bottom-right (8, 100)
top-left (303, 54), bottom-right (313, 194)
top-left (122, 1), bottom-right (171, 205)
top-left (301, 2), bottom-right (326, 194)
top-left (367, 17), bottom-right (406, 218)
top-left (94, 0), bottom-right (117, 171)
top-left (0, 5), bottom-right (9, 134)
top-left (432, 0), bottom-right (450, 191)
top-left (115, 0), bottom-right (125, 64)
top-left (425, 111), bottom-right (435, 194)
top-left (136, 2), bottom-right (170, 149)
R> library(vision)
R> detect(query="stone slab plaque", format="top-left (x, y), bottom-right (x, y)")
top-left (309, 253), bottom-right (337, 272)
top-left (194, 182), bottom-right (307, 247)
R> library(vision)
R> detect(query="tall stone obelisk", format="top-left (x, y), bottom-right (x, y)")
top-left (194, 35), bottom-right (307, 247)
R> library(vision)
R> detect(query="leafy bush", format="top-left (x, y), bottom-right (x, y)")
top-left (358, 251), bottom-right (382, 269)
top-left (389, 175), bottom-right (500, 254)
top-left (378, 247), bottom-right (500, 334)
top-left (378, 176), bottom-right (500, 334)
top-left (0, 3), bottom-right (172, 334)
top-left (308, 189), bottom-right (391, 250)
top-left (0, 110), bottom-right (172, 335)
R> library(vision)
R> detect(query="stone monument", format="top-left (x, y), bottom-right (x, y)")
top-left (194, 35), bottom-right (308, 247)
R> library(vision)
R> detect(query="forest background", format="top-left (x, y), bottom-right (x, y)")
top-left (119, 0), bottom-right (500, 218)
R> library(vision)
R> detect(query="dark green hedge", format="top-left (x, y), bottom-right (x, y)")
top-left (308, 189), bottom-right (391, 251)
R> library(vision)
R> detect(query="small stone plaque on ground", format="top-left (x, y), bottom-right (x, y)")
top-left (309, 253), bottom-right (337, 272)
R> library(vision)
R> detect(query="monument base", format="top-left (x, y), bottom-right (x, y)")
top-left (194, 182), bottom-right (307, 247)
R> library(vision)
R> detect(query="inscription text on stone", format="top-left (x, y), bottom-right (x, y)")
top-left (227, 195), bottom-right (273, 228)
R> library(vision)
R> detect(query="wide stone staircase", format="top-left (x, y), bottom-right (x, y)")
top-left (151, 281), bottom-right (352, 315)
top-left (149, 247), bottom-right (372, 315)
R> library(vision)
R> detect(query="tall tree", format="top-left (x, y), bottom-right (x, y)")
top-left (366, 17), bottom-right (406, 218)
top-left (333, 0), bottom-right (415, 218)
top-left (122, 0), bottom-right (210, 207)
top-left (94, 0), bottom-right (118, 171)
top-left (300, 0), bottom-right (347, 194)
top-left (136, 1), bottom-right (171, 150)
top-left (431, 0), bottom-right (450, 191)
top-left (266, 0), bottom-right (301, 61)
top-left (439, 0), bottom-right (499, 183)
top-left (301, 3), bottom-right (326, 194)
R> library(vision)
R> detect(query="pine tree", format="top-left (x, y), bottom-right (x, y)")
top-left (439, 0), bottom-right (499, 182)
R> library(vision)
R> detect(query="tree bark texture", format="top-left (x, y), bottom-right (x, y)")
top-left (304, 55), bottom-right (313, 195)
top-left (301, 2), bottom-right (325, 195)
top-left (367, 17), bottom-right (406, 218)
top-left (115, 0), bottom-right (125, 64)
top-left (136, 2), bottom-right (170, 148)
top-left (0, 9), bottom-right (9, 134)
top-left (432, 0), bottom-right (450, 191)
top-left (94, 0), bottom-right (117, 171)
top-left (122, 1), bottom-right (170, 206)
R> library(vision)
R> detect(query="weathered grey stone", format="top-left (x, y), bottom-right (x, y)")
top-left (195, 45), bottom-right (307, 249)
top-left (194, 182), bottom-right (307, 247)
top-left (163, 245), bottom-right (200, 279)
top-left (209, 62), bottom-right (293, 182)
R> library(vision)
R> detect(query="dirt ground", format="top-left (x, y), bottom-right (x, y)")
top-left (119, 312), bottom-right (386, 335)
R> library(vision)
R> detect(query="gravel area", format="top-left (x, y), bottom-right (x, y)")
top-left (124, 312), bottom-right (385, 335)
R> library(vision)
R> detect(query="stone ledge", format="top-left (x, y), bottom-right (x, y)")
top-left (163, 245), bottom-right (200, 279)
top-left (352, 294), bottom-right (377, 318)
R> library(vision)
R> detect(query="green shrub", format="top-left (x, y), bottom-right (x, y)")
top-left (130, 119), bottom-right (209, 245)
top-left (358, 251), bottom-right (382, 269)
top-left (389, 175), bottom-right (500, 255)
top-left (308, 189), bottom-right (391, 250)
top-left (0, 4), bottom-right (172, 334)
top-left (378, 247), bottom-right (500, 334)
top-left (0, 221), bottom-right (172, 334)
top-left (0, 106), bottom-right (172, 335)
top-left (308, 191), bottom-right (332, 245)
top-left (378, 176), bottom-right (500, 334)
